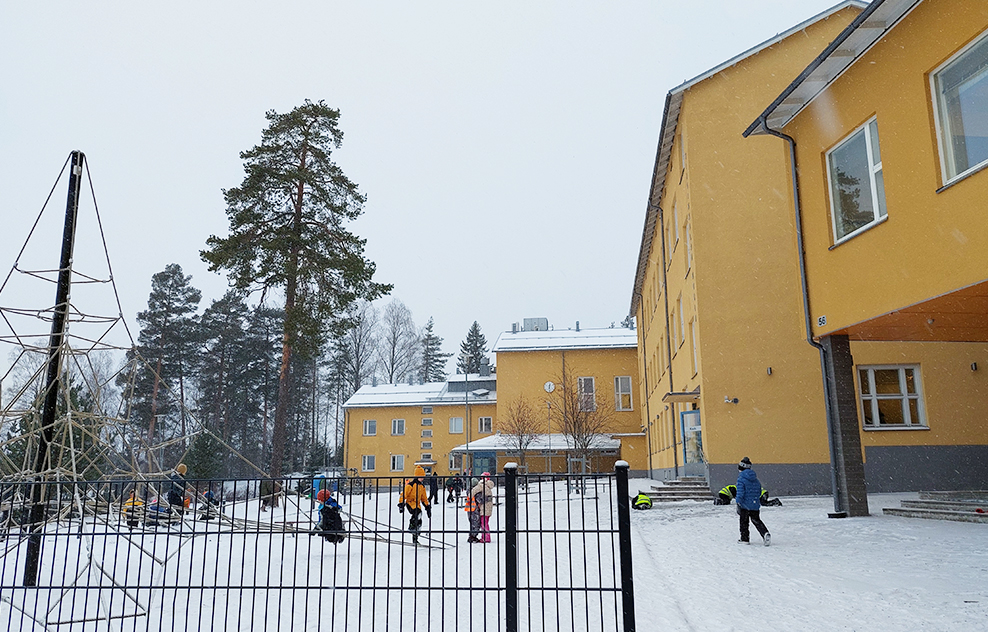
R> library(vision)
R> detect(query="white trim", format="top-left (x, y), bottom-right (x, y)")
top-left (930, 27), bottom-right (988, 186)
top-left (856, 364), bottom-right (926, 429)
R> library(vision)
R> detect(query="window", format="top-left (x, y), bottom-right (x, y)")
top-left (421, 417), bottom-right (433, 426)
top-left (421, 453), bottom-right (433, 461)
top-left (827, 118), bottom-right (886, 242)
top-left (689, 319), bottom-right (698, 376)
top-left (390, 454), bottom-right (404, 471)
top-left (362, 455), bottom-right (376, 472)
top-left (672, 199), bottom-right (680, 248)
top-left (932, 32), bottom-right (988, 183)
top-left (676, 295), bottom-right (685, 347)
top-left (578, 377), bottom-right (596, 412)
top-left (421, 429), bottom-right (433, 438)
top-left (449, 417), bottom-right (464, 434)
top-left (391, 419), bottom-right (405, 436)
top-left (478, 416), bottom-right (493, 433)
top-left (858, 365), bottom-right (926, 429)
top-left (449, 453), bottom-right (463, 470)
top-left (362, 419), bottom-right (377, 436)
top-left (422, 406), bottom-right (433, 414)
top-left (614, 376), bottom-right (633, 411)
top-left (421, 441), bottom-right (433, 449)
top-left (684, 218), bottom-right (692, 269)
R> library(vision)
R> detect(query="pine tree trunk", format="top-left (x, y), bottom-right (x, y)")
top-left (269, 142), bottom-right (307, 480)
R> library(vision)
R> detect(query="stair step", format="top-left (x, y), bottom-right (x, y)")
top-left (901, 499), bottom-right (988, 512)
top-left (918, 490), bottom-right (988, 502)
top-left (883, 507), bottom-right (988, 524)
top-left (647, 494), bottom-right (711, 503)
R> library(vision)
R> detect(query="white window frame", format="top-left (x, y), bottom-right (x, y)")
top-left (826, 117), bottom-right (887, 244)
top-left (931, 29), bottom-right (988, 185)
top-left (578, 376), bottom-right (596, 412)
top-left (421, 441), bottom-right (433, 449)
top-left (390, 454), bottom-right (404, 472)
top-left (421, 429), bottom-right (433, 438)
top-left (478, 416), bottom-right (493, 433)
top-left (676, 295), bottom-right (685, 348)
top-left (449, 417), bottom-right (464, 434)
top-left (672, 199), bottom-right (680, 249)
top-left (422, 406), bottom-right (433, 414)
top-left (857, 365), bottom-right (927, 430)
top-left (361, 455), bottom-right (376, 472)
top-left (362, 419), bottom-right (377, 436)
top-left (614, 376), bottom-right (633, 411)
top-left (449, 453), bottom-right (463, 470)
top-left (421, 417), bottom-right (433, 426)
top-left (421, 453), bottom-right (433, 461)
top-left (391, 418), bottom-right (405, 436)
top-left (689, 319), bottom-right (698, 376)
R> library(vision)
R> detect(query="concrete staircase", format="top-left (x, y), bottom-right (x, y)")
top-left (883, 491), bottom-right (988, 524)
top-left (644, 477), bottom-right (712, 503)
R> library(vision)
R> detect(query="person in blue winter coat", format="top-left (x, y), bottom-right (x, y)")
top-left (736, 457), bottom-right (771, 546)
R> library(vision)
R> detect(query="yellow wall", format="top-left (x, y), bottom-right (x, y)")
top-left (344, 401), bottom-right (497, 476)
top-left (495, 346), bottom-right (641, 434)
top-left (851, 342), bottom-right (988, 453)
top-left (789, 0), bottom-right (988, 337)
top-left (636, 7), bottom-right (862, 473)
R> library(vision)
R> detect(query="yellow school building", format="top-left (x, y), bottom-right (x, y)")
top-left (632, 0), bottom-right (988, 511)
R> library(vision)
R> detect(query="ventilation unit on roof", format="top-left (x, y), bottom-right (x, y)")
top-left (523, 317), bottom-right (549, 332)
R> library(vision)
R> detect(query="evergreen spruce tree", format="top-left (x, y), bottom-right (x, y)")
top-left (201, 101), bottom-right (391, 477)
top-left (419, 317), bottom-right (451, 383)
top-left (457, 321), bottom-right (488, 375)
top-left (121, 263), bottom-right (201, 468)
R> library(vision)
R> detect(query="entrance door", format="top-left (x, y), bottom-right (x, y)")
top-left (680, 410), bottom-right (705, 477)
top-left (472, 451), bottom-right (497, 476)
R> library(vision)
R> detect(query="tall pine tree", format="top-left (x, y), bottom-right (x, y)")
top-left (419, 317), bottom-right (451, 382)
top-left (202, 101), bottom-right (391, 477)
top-left (457, 321), bottom-right (488, 375)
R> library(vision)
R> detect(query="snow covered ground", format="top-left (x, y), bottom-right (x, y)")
top-left (3, 480), bottom-right (988, 631)
top-left (629, 482), bottom-right (988, 631)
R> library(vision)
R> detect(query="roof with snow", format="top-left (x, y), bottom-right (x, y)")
top-left (343, 377), bottom-right (496, 408)
top-left (450, 433), bottom-right (622, 453)
top-left (492, 327), bottom-right (637, 353)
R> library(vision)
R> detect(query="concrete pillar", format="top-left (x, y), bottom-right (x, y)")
top-left (821, 334), bottom-right (869, 516)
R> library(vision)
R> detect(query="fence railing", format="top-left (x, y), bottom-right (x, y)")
top-left (0, 462), bottom-right (636, 631)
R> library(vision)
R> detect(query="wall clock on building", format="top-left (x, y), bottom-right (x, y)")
top-left (544, 381), bottom-right (555, 393)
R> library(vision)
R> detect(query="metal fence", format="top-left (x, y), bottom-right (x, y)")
top-left (0, 463), bottom-right (636, 631)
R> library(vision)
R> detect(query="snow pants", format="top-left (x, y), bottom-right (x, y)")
top-left (739, 507), bottom-right (769, 542)
top-left (467, 512), bottom-right (481, 541)
top-left (480, 515), bottom-right (491, 543)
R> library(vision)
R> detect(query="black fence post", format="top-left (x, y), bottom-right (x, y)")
top-left (504, 462), bottom-right (519, 632)
top-left (615, 460), bottom-right (636, 632)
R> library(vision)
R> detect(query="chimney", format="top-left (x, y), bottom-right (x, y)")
top-left (479, 357), bottom-right (491, 377)
top-left (512, 322), bottom-right (518, 334)
top-left (576, 321), bottom-right (580, 332)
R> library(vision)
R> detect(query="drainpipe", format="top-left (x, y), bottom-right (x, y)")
top-left (757, 116), bottom-right (845, 516)
top-left (656, 204), bottom-right (678, 478)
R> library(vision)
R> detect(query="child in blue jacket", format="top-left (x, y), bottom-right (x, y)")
top-left (736, 457), bottom-right (771, 546)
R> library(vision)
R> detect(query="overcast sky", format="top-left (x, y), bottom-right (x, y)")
top-left (0, 1), bottom-right (848, 368)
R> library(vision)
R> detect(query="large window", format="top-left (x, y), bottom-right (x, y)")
top-left (362, 419), bottom-right (377, 436)
top-left (614, 376), bottom-right (633, 411)
top-left (858, 365), bottom-right (926, 429)
top-left (449, 453), bottom-right (462, 470)
top-left (578, 377), bottom-right (596, 412)
top-left (449, 417), bottom-right (464, 434)
top-left (478, 417), bottom-right (493, 433)
top-left (362, 455), bottom-right (376, 472)
top-left (391, 419), bottom-right (405, 436)
top-left (933, 31), bottom-right (988, 183)
top-left (390, 454), bottom-right (404, 471)
top-left (826, 118), bottom-right (887, 242)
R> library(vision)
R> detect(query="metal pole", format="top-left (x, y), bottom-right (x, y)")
top-left (23, 150), bottom-right (85, 587)
top-left (615, 460), bottom-right (636, 632)
top-left (504, 462), bottom-right (519, 632)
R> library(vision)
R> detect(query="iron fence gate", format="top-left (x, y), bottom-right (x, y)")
top-left (0, 463), bottom-right (636, 631)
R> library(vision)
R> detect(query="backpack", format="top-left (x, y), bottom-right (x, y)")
top-left (474, 490), bottom-right (486, 506)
